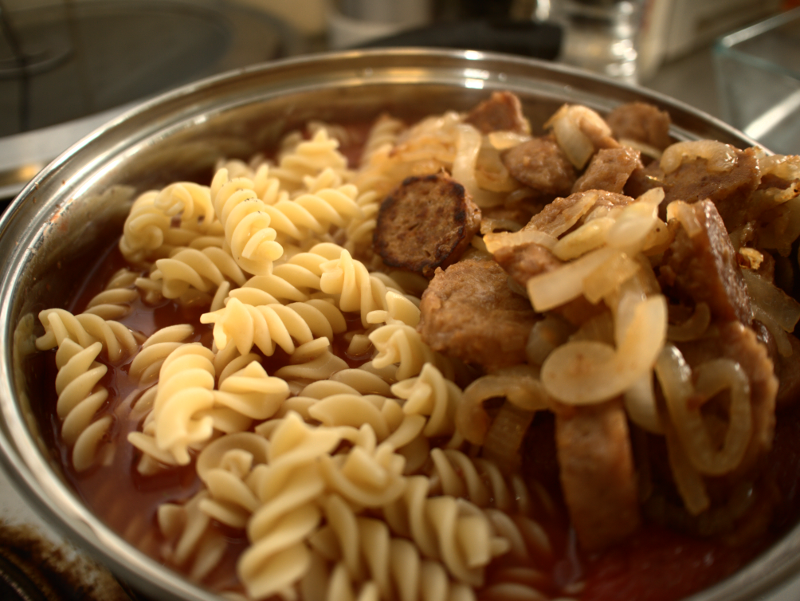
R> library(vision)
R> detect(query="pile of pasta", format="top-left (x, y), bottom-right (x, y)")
top-left (34, 115), bottom-right (572, 601)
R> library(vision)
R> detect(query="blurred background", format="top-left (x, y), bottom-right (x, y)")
top-left (0, 0), bottom-right (798, 201)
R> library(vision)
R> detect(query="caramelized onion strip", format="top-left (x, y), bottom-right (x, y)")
top-left (457, 368), bottom-right (550, 445)
top-left (541, 295), bottom-right (667, 404)
top-left (657, 345), bottom-right (752, 476)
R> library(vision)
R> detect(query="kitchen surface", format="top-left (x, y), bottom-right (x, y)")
top-left (1, 1), bottom-right (800, 600)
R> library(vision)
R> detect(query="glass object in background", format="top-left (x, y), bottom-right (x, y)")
top-left (715, 7), bottom-right (800, 155)
top-left (542, 0), bottom-right (644, 84)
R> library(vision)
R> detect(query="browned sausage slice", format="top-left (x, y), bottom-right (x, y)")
top-left (464, 90), bottom-right (530, 135)
top-left (555, 398), bottom-right (641, 551)
top-left (502, 135), bottom-right (576, 196)
top-left (659, 200), bottom-right (753, 325)
top-left (373, 173), bottom-right (481, 278)
top-left (417, 257), bottom-right (538, 370)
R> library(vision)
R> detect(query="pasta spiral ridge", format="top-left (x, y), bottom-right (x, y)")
top-left (129, 324), bottom-right (195, 385)
top-left (238, 412), bottom-right (344, 600)
top-left (271, 129), bottom-right (349, 193)
top-left (149, 246), bottom-right (247, 299)
top-left (210, 168), bottom-right (283, 276)
top-left (158, 491), bottom-right (228, 581)
top-left (391, 363), bottom-right (462, 439)
top-left (119, 191), bottom-right (171, 264)
top-left (382, 475), bottom-right (510, 587)
top-left (195, 432), bottom-right (270, 529)
top-left (320, 249), bottom-right (404, 326)
top-left (369, 323), bottom-right (454, 381)
top-left (152, 181), bottom-right (216, 232)
top-left (36, 308), bottom-right (139, 363)
top-left (306, 493), bottom-right (477, 601)
top-left (263, 185), bottom-right (363, 246)
top-left (130, 343), bottom-right (217, 466)
top-left (201, 296), bottom-right (347, 357)
top-left (53, 339), bottom-right (111, 471)
top-left (215, 359), bottom-right (290, 421)
top-left (83, 268), bottom-right (140, 320)
top-left (427, 449), bottom-right (535, 517)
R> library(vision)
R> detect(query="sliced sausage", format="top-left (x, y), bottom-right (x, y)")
top-left (572, 147), bottom-right (643, 194)
top-left (373, 173), bottom-right (481, 278)
top-left (555, 398), bottom-right (642, 550)
top-left (502, 135), bottom-right (576, 196)
top-left (659, 200), bottom-right (753, 325)
top-left (464, 90), bottom-right (530, 135)
top-left (606, 101), bottom-right (672, 151)
top-left (417, 257), bottom-right (538, 370)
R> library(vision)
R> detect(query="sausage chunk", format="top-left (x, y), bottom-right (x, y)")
top-left (502, 136), bottom-right (576, 196)
top-left (373, 173), bottom-right (481, 278)
top-left (555, 398), bottom-right (641, 550)
top-left (606, 101), bottom-right (672, 151)
top-left (659, 200), bottom-right (753, 325)
top-left (464, 91), bottom-right (530, 135)
top-left (662, 147), bottom-right (761, 232)
top-left (418, 257), bottom-right (538, 370)
top-left (493, 241), bottom-right (604, 325)
top-left (572, 147), bottom-right (643, 194)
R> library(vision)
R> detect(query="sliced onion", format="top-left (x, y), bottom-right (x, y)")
top-left (452, 124), bottom-right (505, 208)
top-left (457, 367), bottom-right (550, 445)
top-left (666, 200), bottom-right (702, 237)
top-left (742, 269), bottom-right (800, 332)
top-left (484, 229), bottom-right (557, 255)
top-left (664, 356), bottom-right (751, 477)
top-left (541, 295), bottom-right (666, 404)
top-left (527, 246), bottom-right (616, 312)
top-left (667, 302), bottom-right (711, 342)
top-left (488, 131), bottom-right (531, 150)
top-left (582, 251), bottom-right (641, 304)
top-left (544, 104), bottom-right (611, 169)
top-left (552, 217), bottom-right (615, 261)
top-left (660, 140), bottom-right (737, 175)
top-left (663, 417), bottom-right (710, 516)
top-left (624, 374), bottom-right (663, 434)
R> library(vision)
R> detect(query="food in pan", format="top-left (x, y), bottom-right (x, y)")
top-left (32, 91), bottom-right (800, 601)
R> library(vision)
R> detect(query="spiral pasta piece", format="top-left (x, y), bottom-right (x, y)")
top-left (36, 308), bottom-right (138, 362)
top-left (391, 363), bottom-right (461, 438)
top-left (119, 190), bottom-right (171, 264)
top-left (369, 323), bottom-right (453, 381)
top-left (382, 475), bottom-right (510, 587)
top-left (53, 339), bottom-right (111, 471)
top-left (130, 343), bottom-right (217, 465)
top-left (196, 432), bottom-right (270, 529)
top-left (83, 268), bottom-right (140, 320)
top-left (271, 129), bottom-right (350, 193)
top-left (427, 449), bottom-right (536, 517)
top-left (274, 337), bottom-right (349, 384)
top-left (215, 359), bottom-right (290, 421)
top-left (129, 324), bottom-right (195, 385)
top-left (211, 168), bottom-right (283, 276)
top-left (320, 249), bottom-right (401, 326)
top-left (152, 181), bottom-right (216, 231)
top-left (307, 494), bottom-right (477, 601)
top-left (201, 297), bottom-right (346, 357)
top-left (158, 491), bottom-right (228, 581)
top-left (258, 185), bottom-right (363, 246)
top-left (239, 413), bottom-right (345, 599)
top-left (149, 247), bottom-right (247, 299)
